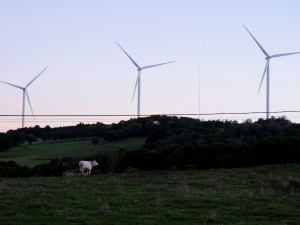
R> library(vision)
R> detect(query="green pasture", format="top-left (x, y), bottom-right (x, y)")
top-left (0, 137), bottom-right (146, 167)
top-left (0, 164), bottom-right (299, 225)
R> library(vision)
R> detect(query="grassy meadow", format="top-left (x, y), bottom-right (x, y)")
top-left (0, 137), bottom-right (147, 167)
top-left (0, 164), bottom-right (299, 225)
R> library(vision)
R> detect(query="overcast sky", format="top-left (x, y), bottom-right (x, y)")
top-left (1, 0), bottom-right (300, 131)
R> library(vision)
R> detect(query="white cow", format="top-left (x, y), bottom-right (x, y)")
top-left (79, 160), bottom-right (98, 175)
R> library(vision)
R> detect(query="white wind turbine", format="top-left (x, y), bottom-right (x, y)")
top-left (116, 42), bottom-right (174, 117)
top-left (244, 25), bottom-right (300, 119)
top-left (0, 67), bottom-right (48, 128)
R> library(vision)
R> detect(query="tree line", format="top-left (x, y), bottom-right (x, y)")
top-left (0, 122), bottom-right (109, 151)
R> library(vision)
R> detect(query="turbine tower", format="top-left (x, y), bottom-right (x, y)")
top-left (244, 25), bottom-right (300, 119)
top-left (116, 42), bottom-right (174, 117)
top-left (0, 67), bottom-right (48, 128)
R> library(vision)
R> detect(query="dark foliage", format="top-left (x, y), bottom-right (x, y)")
top-left (1, 116), bottom-right (300, 177)
top-left (0, 161), bottom-right (33, 177)
top-left (0, 159), bottom-right (66, 178)
top-left (92, 136), bottom-right (99, 145)
top-left (0, 133), bottom-right (13, 151)
top-left (120, 136), bottom-right (300, 171)
top-left (33, 159), bottom-right (65, 176)
top-left (26, 134), bottom-right (37, 144)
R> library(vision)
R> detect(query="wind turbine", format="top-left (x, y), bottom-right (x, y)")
top-left (116, 42), bottom-right (174, 117)
top-left (0, 67), bottom-right (48, 128)
top-left (243, 25), bottom-right (300, 119)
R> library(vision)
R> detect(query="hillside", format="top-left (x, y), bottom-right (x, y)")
top-left (0, 115), bottom-right (300, 176)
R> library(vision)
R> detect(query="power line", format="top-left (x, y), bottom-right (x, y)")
top-left (1, 110), bottom-right (300, 117)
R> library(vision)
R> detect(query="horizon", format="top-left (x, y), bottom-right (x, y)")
top-left (0, 112), bottom-right (296, 132)
top-left (1, 1), bottom-right (300, 131)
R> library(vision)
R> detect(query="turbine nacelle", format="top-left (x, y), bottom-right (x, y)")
top-left (0, 67), bottom-right (48, 128)
top-left (244, 25), bottom-right (300, 119)
top-left (116, 42), bottom-right (174, 117)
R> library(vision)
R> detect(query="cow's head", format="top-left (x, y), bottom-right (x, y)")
top-left (91, 160), bottom-right (98, 166)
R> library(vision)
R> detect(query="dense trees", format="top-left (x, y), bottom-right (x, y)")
top-left (0, 122), bottom-right (108, 150)
top-left (119, 137), bottom-right (300, 171)
top-left (0, 161), bottom-right (32, 177)
top-left (1, 115), bottom-right (300, 151)
top-left (26, 134), bottom-right (37, 144)
top-left (0, 133), bottom-right (13, 151)
top-left (104, 116), bottom-right (300, 171)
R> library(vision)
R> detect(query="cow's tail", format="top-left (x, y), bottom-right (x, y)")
top-left (79, 161), bottom-right (83, 173)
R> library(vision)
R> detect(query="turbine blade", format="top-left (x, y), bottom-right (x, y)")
top-left (132, 71), bottom-right (140, 102)
top-left (116, 42), bottom-right (141, 69)
top-left (271, 52), bottom-right (300, 58)
top-left (0, 81), bottom-right (23, 90)
top-left (258, 61), bottom-right (269, 94)
top-left (141, 61), bottom-right (175, 70)
top-left (25, 91), bottom-right (35, 119)
top-left (26, 67), bottom-right (48, 88)
top-left (243, 25), bottom-right (270, 58)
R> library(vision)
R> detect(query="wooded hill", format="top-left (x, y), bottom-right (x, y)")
top-left (1, 115), bottom-right (300, 176)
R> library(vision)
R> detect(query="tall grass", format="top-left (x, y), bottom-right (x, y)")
top-left (0, 164), bottom-right (299, 225)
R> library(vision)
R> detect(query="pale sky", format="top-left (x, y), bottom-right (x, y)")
top-left (1, 0), bottom-right (300, 131)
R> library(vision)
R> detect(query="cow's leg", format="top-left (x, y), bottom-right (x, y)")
top-left (79, 163), bottom-right (82, 174)
top-left (83, 168), bottom-right (89, 176)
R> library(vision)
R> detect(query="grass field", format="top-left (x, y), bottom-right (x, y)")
top-left (0, 137), bottom-right (146, 167)
top-left (0, 164), bottom-right (299, 225)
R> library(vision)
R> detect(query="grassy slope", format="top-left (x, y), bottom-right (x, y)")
top-left (0, 137), bottom-right (147, 167)
top-left (0, 140), bottom-right (94, 158)
top-left (0, 140), bottom-right (96, 167)
top-left (0, 164), bottom-right (299, 225)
